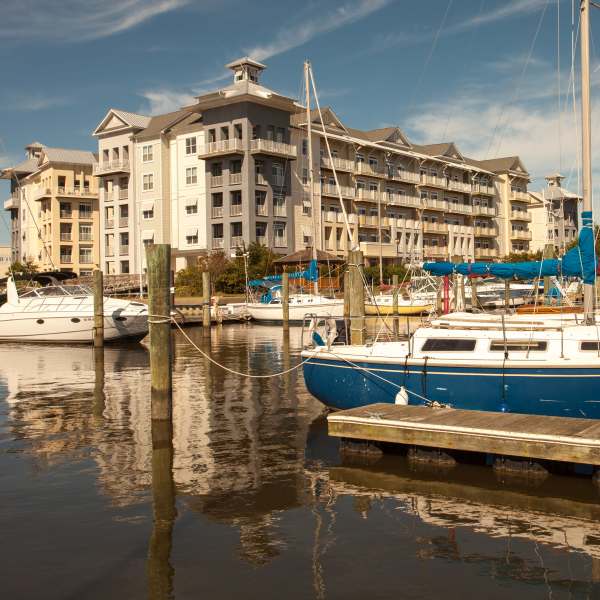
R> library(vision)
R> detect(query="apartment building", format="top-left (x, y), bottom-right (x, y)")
top-left (93, 109), bottom-right (206, 273)
top-left (529, 174), bottom-right (580, 254)
top-left (1, 142), bottom-right (100, 275)
top-left (0, 245), bottom-right (10, 276)
top-left (192, 58), bottom-right (298, 254)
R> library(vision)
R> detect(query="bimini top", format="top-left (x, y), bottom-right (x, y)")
top-left (424, 211), bottom-right (596, 284)
top-left (249, 259), bottom-right (319, 288)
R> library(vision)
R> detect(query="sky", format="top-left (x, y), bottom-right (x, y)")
top-left (0, 0), bottom-right (598, 246)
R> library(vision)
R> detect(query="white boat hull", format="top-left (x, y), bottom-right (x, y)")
top-left (247, 300), bottom-right (344, 322)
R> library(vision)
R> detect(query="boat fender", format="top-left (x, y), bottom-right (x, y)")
top-left (395, 386), bottom-right (409, 405)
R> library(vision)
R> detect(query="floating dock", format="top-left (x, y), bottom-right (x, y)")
top-left (327, 404), bottom-right (600, 466)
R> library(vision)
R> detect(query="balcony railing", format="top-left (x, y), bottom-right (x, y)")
top-left (198, 139), bottom-right (244, 157)
top-left (356, 188), bottom-right (381, 202)
top-left (391, 218), bottom-right (419, 230)
top-left (273, 206), bottom-right (287, 217)
top-left (229, 172), bottom-right (242, 185)
top-left (511, 190), bottom-right (530, 202)
top-left (211, 175), bottom-right (224, 187)
top-left (511, 230), bottom-right (532, 240)
top-left (390, 169), bottom-right (420, 184)
top-left (212, 238), bottom-right (225, 249)
top-left (56, 187), bottom-right (95, 198)
top-left (423, 222), bottom-right (449, 233)
top-left (211, 206), bottom-right (224, 218)
top-left (473, 183), bottom-right (495, 195)
top-left (448, 203), bottom-right (473, 215)
top-left (255, 204), bottom-right (268, 216)
top-left (230, 205), bottom-right (243, 217)
top-left (105, 248), bottom-right (114, 257)
top-left (3, 194), bottom-right (19, 210)
top-left (119, 189), bottom-right (128, 200)
top-left (447, 180), bottom-right (472, 193)
top-left (475, 247), bottom-right (498, 258)
top-left (105, 219), bottom-right (114, 229)
top-left (255, 173), bottom-right (268, 185)
top-left (321, 156), bottom-right (355, 172)
top-left (386, 193), bottom-right (421, 208)
top-left (119, 245), bottom-right (129, 255)
top-left (358, 215), bottom-right (379, 226)
top-left (420, 175), bottom-right (447, 189)
top-left (321, 183), bottom-right (355, 198)
top-left (119, 217), bottom-right (129, 228)
top-left (93, 160), bottom-right (130, 175)
top-left (424, 246), bottom-right (449, 257)
top-left (355, 162), bottom-right (385, 178)
top-left (256, 235), bottom-right (267, 246)
top-left (60, 233), bottom-right (72, 241)
top-left (422, 198), bottom-right (448, 211)
top-left (230, 235), bottom-right (244, 247)
top-left (79, 233), bottom-right (93, 241)
top-left (510, 211), bottom-right (532, 222)
top-left (473, 204), bottom-right (496, 216)
top-left (250, 138), bottom-right (297, 159)
top-left (359, 242), bottom-right (399, 259)
top-left (274, 235), bottom-right (288, 247)
top-left (79, 255), bottom-right (93, 264)
top-left (60, 254), bottom-right (72, 263)
top-left (60, 211), bottom-right (72, 219)
top-left (474, 226), bottom-right (497, 237)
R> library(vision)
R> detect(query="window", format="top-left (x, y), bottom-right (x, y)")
top-left (60, 202), bottom-right (72, 218)
top-left (212, 223), bottom-right (223, 238)
top-left (581, 342), bottom-right (600, 351)
top-left (142, 145), bottom-right (153, 162)
top-left (186, 200), bottom-right (198, 215)
top-left (256, 191), bottom-right (267, 216)
top-left (490, 341), bottom-right (547, 352)
top-left (272, 162), bottom-right (284, 180)
top-left (211, 162), bottom-right (222, 176)
top-left (79, 247), bottom-right (93, 264)
top-left (143, 206), bottom-right (154, 219)
top-left (186, 232), bottom-right (199, 245)
top-left (79, 203), bottom-right (92, 219)
top-left (143, 174), bottom-right (154, 191)
top-left (208, 129), bottom-right (216, 143)
top-left (230, 190), bottom-right (242, 216)
top-left (302, 139), bottom-right (308, 156)
top-left (79, 224), bottom-right (93, 241)
top-left (185, 137), bottom-right (197, 155)
top-left (120, 261), bottom-right (130, 274)
top-left (230, 159), bottom-right (242, 174)
top-left (273, 221), bottom-right (286, 246)
top-left (234, 124), bottom-right (243, 140)
top-left (421, 339), bottom-right (476, 351)
top-left (221, 126), bottom-right (229, 140)
top-left (186, 167), bottom-right (197, 185)
top-left (302, 168), bottom-right (309, 185)
top-left (273, 194), bottom-right (286, 217)
top-left (252, 125), bottom-right (261, 140)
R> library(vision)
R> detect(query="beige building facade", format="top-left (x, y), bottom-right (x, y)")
top-left (2, 142), bottom-right (100, 275)
top-left (0, 245), bottom-right (11, 276)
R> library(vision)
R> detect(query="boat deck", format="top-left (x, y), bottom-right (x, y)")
top-left (327, 404), bottom-right (600, 465)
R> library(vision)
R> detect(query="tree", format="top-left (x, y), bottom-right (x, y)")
top-left (9, 259), bottom-right (38, 278)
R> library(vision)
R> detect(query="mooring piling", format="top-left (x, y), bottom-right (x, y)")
top-left (343, 270), bottom-right (350, 320)
top-left (504, 279), bottom-right (511, 310)
top-left (146, 244), bottom-right (173, 420)
top-left (93, 269), bottom-right (104, 347)
top-left (348, 249), bottom-right (365, 345)
top-left (202, 271), bottom-right (211, 329)
top-left (282, 271), bottom-right (289, 329)
top-left (392, 274), bottom-right (399, 337)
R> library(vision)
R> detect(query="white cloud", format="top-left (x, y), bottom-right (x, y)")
top-left (0, 0), bottom-right (190, 42)
top-left (245, 0), bottom-right (392, 61)
top-left (2, 94), bottom-right (69, 112)
top-left (138, 89), bottom-right (196, 115)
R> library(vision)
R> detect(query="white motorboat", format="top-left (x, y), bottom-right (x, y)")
top-left (0, 276), bottom-right (148, 343)
top-left (247, 292), bottom-right (344, 323)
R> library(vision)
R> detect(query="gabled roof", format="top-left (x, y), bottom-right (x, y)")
top-left (0, 157), bottom-right (39, 179)
top-left (291, 106), bottom-right (346, 130)
top-left (93, 108), bottom-right (151, 136)
top-left (475, 155), bottom-right (529, 175)
top-left (39, 147), bottom-right (96, 166)
top-left (134, 109), bottom-right (193, 141)
top-left (361, 127), bottom-right (411, 147)
top-left (413, 142), bottom-right (465, 162)
top-left (169, 111), bottom-right (203, 135)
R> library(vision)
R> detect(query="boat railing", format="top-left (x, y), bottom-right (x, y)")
top-left (19, 294), bottom-right (92, 313)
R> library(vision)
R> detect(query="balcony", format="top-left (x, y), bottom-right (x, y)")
top-left (3, 194), bottom-right (18, 210)
top-left (423, 222), bottom-right (449, 234)
top-left (422, 198), bottom-right (448, 211)
top-left (212, 238), bottom-right (225, 249)
top-left (358, 215), bottom-right (379, 227)
top-left (255, 173), bottom-right (268, 186)
top-left (79, 255), bottom-right (93, 264)
top-left (256, 235), bottom-right (267, 246)
top-left (359, 242), bottom-right (399, 258)
top-left (356, 188), bottom-right (381, 202)
top-left (79, 233), bottom-right (93, 241)
top-left (473, 183), bottom-right (495, 195)
top-left (424, 246), bottom-right (449, 258)
top-left (420, 175), bottom-right (447, 189)
top-left (60, 211), bottom-right (72, 219)
top-left (60, 254), bottom-right (73, 264)
top-left (250, 138), bottom-right (297, 159)
top-left (355, 162), bottom-right (385, 178)
top-left (511, 190), bottom-right (530, 202)
top-left (473, 204), bottom-right (496, 216)
top-left (119, 189), bottom-right (128, 200)
top-left (447, 180), bottom-right (472, 193)
top-left (105, 219), bottom-right (114, 229)
top-left (93, 160), bottom-right (130, 176)
top-left (510, 211), bottom-right (532, 222)
top-left (511, 230), bottom-right (532, 240)
top-left (447, 203), bottom-right (473, 215)
top-left (119, 217), bottom-right (129, 228)
top-left (474, 226), bottom-right (498, 237)
top-left (56, 187), bottom-right (96, 198)
top-left (321, 156), bottom-right (355, 172)
top-left (386, 192), bottom-right (421, 208)
top-left (33, 187), bottom-right (52, 201)
top-left (255, 204), bottom-right (267, 217)
top-left (273, 206), bottom-right (287, 218)
top-left (210, 174), bottom-right (224, 187)
top-left (392, 218), bottom-right (419, 230)
top-left (79, 212), bottom-right (93, 222)
top-left (320, 183), bottom-right (355, 198)
top-left (119, 244), bottom-right (129, 255)
top-left (390, 169), bottom-right (420, 184)
top-left (230, 204), bottom-right (243, 217)
top-left (211, 206), bottom-right (224, 218)
top-left (105, 248), bottom-right (115, 257)
top-left (59, 233), bottom-right (72, 241)
top-left (230, 236), bottom-right (244, 248)
top-left (198, 139), bottom-right (244, 158)
top-left (274, 235), bottom-right (288, 248)
top-left (229, 172), bottom-right (242, 185)
top-left (475, 247), bottom-right (498, 258)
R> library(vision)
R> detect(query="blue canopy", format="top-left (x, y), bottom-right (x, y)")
top-left (423, 211), bottom-right (596, 283)
top-left (249, 259), bottom-right (319, 287)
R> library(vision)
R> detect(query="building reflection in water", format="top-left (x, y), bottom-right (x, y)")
top-left (2, 325), bottom-right (600, 596)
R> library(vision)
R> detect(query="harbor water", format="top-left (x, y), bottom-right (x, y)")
top-left (1, 323), bottom-right (600, 599)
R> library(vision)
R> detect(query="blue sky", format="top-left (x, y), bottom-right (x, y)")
top-left (0, 0), bottom-right (597, 245)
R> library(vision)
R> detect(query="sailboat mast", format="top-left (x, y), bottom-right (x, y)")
top-left (581, 0), bottom-right (595, 321)
top-left (304, 60), bottom-right (319, 295)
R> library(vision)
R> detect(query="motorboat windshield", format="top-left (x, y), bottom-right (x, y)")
top-left (19, 285), bottom-right (93, 299)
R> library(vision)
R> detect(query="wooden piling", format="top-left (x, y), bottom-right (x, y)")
top-left (348, 250), bottom-right (365, 345)
top-left (343, 270), bottom-right (350, 320)
top-left (504, 279), bottom-right (511, 310)
top-left (392, 274), bottom-right (399, 337)
top-left (470, 277), bottom-right (478, 311)
top-left (147, 244), bottom-right (172, 420)
top-left (282, 272), bottom-right (289, 328)
top-left (202, 271), bottom-right (211, 328)
top-left (543, 243), bottom-right (555, 300)
top-left (93, 269), bottom-right (104, 347)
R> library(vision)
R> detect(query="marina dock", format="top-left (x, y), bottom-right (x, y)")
top-left (327, 404), bottom-right (600, 467)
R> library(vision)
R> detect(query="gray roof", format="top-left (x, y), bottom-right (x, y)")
top-left (135, 109), bottom-right (193, 140)
top-left (111, 109), bottom-right (151, 129)
top-left (225, 56), bottom-right (267, 70)
top-left (472, 155), bottom-right (528, 174)
top-left (0, 157), bottom-right (39, 178)
top-left (41, 147), bottom-right (96, 165)
top-left (169, 111), bottom-right (203, 135)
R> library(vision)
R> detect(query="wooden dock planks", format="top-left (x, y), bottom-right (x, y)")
top-left (327, 404), bottom-right (600, 465)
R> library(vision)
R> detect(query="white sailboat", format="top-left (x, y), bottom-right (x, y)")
top-left (0, 276), bottom-right (148, 343)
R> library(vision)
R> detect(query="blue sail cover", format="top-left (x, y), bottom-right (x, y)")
top-left (423, 211), bottom-right (596, 282)
top-left (249, 259), bottom-right (319, 287)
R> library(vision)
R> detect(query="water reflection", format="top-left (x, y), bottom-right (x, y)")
top-left (1, 325), bottom-right (600, 598)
